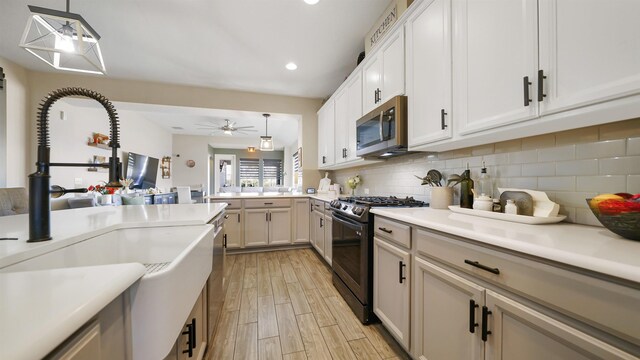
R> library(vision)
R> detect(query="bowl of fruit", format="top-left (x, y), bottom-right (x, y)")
top-left (587, 193), bottom-right (640, 241)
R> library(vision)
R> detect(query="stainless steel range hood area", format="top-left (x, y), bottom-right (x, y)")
top-left (356, 96), bottom-right (413, 159)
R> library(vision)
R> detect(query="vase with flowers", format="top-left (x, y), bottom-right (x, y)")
top-left (346, 175), bottom-right (361, 196)
top-left (88, 182), bottom-right (117, 205)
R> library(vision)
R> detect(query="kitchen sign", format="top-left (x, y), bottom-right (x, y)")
top-left (365, 0), bottom-right (412, 54)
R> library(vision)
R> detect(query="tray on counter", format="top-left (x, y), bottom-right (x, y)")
top-left (448, 205), bottom-right (566, 224)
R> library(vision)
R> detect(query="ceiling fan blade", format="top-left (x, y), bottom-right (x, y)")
top-left (233, 126), bottom-right (256, 129)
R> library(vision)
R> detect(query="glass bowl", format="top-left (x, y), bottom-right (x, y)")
top-left (586, 199), bottom-right (640, 241)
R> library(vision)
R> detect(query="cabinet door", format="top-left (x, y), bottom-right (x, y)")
top-left (313, 210), bottom-right (325, 256)
top-left (293, 199), bottom-right (310, 243)
top-left (317, 101), bottom-right (335, 168)
top-left (538, 0), bottom-right (640, 115)
top-left (363, 55), bottom-right (382, 114)
top-left (407, 0), bottom-right (453, 147)
top-left (373, 237), bottom-right (411, 350)
top-left (485, 290), bottom-right (635, 360)
top-left (413, 256), bottom-right (484, 360)
top-left (224, 209), bottom-right (243, 249)
top-left (346, 72), bottom-right (362, 162)
top-left (268, 208), bottom-right (292, 245)
top-left (323, 214), bottom-right (333, 265)
top-left (380, 27), bottom-right (405, 104)
top-left (334, 87), bottom-right (349, 164)
top-left (453, 0), bottom-right (538, 135)
top-left (178, 291), bottom-right (206, 360)
top-left (243, 209), bottom-right (269, 247)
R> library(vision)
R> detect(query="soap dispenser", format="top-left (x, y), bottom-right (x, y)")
top-left (460, 164), bottom-right (474, 209)
top-left (477, 162), bottom-right (493, 199)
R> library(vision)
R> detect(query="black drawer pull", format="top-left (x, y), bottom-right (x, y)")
top-left (481, 306), bottom-right (492, 342)
top-left (469, 299), bottom-right (479, 333)
top-left (223, 234), bottom-right (227, 248)
top-left (378, 227), bottom-right (393, 234)
top-left (464, 260), bottom-right (500, 275)
top-left (538, 69), bottom-right (547, 102)
top-left (523, 76), bottom-right (532, 106)
top-left (264, 202), bottom-right (273, 205)
top-left (441, 109), bottom-right (448, 130)
top-left (320, 218), bottom-right (324, 228)
top-left (398, 261), bottom-right (406, 283)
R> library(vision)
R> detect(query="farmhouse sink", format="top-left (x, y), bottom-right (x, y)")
top-left (2, 225), bottom-right (215, 360)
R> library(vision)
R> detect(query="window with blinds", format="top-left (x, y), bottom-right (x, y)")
top-left (263, 159), bottom-right (283, 187)
top-left (239, 158), bottom-right (260, 187)
top-left (292, 150), bottom-right (302, 188)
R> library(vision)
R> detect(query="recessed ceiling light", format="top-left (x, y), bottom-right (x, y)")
top-left (304, 0), bottom-right (319, 4)
top-left (286, 62), bottom-right (298, 70)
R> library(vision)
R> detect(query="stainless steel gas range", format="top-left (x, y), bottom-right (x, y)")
top-left (329, 196), bottom-right (427, 324)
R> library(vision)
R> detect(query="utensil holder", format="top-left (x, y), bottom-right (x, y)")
top-left (430, 187), bottom-right (453, 209)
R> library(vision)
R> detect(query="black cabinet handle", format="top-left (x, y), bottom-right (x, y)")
top-left (322, 156), bottom-right (326, 164)
top-left (182, 318), bottom-right (196, 357)
top-left (464, 260), bottom-right (500, 275)
top-left (266, 212), bottom-right (269, 222)
top-left (264, 202), bottom-right (273, 205)
top-left (469, 299), bottom-right (479, 333)
top-left (238, 213), bottom-right (240, 222)
top-left (223, 233), bottom-right (227, 248)
top-left (538, 69), bottom-right (547, 102)
top-left (374, 89), bottom-right (378, 104)
top-left (378, 227), bottom-right (393, 234)
top-left (481, 306), bottom-right (492, 342)
top-left (224, 214), bottom-right (229, 220)
top-left (320, 218), bottom-right (324, 228)
top-left (523, 76), bottom-right (532, 106)
top-left (398, 261), bottom-right (406, 283)
top-left (441, 109), bottom-right (448, 130)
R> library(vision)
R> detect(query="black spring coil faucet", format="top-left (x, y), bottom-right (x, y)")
top-left (28, 87), bottom-right (122, 242)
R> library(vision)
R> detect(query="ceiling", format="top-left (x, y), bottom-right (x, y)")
top-left (64, 98), bottom-right (300, 150)
top-left (0, 0), bottom-right (391, 99)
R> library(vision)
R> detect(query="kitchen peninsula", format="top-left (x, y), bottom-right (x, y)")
top-left (0, 203), bottom-right (226, 360)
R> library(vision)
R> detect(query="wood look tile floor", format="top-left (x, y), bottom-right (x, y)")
top-left (207, 248), bottom-right (409, 360)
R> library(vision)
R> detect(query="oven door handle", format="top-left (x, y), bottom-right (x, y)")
top-left (378, 110), bottom-right (384, 141)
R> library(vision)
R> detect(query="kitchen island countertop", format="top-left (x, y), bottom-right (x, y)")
top-left (371, 207), bottom-right (640, 284)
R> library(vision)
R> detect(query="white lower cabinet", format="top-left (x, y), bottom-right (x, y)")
top-left (311, 209), bottom-right (325, 257)
top-left (373, 237), bottom-right (411, 351)
top-left (413, 256), bottom-right (484, 360)
top-left (323, 212), bottom-right (332, 265)
top-left (224, 209), bottom-right (242, 249)
top-left (164, 288), bottom-right (207, 360)
top-left (243, 208), bottom-right (291, 246)
top-left (293, 199), bottom-right (310, 243)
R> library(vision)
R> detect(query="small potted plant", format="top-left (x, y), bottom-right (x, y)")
top-left (346, 175), bottom-right (362, 196)
top-left (88, 182), bottom-right (116, 205)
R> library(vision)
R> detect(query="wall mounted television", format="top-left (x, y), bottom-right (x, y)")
top-left (125, 152), bottom-right (159, 189)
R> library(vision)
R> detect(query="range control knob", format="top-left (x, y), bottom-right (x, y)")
top-left (330, 200), bottom-right (340, 208)
top-left (342, 205), bottom-right (348, 210)
top-left (352, 206), bottom-right (364, 215)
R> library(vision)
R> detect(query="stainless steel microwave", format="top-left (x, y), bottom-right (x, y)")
top-left (356, 95), bottom-right (408, 158)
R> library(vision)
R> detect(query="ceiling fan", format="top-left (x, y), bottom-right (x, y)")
top-left (196, 119), bottom-right (257, 135)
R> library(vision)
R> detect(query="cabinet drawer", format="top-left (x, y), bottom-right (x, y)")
top-left (244, 198), bottom-right (291, 208)
top-left (212, 199), bottom-right (241, 209)
top-left (414, 228), bottom-right (640, 345)
top-left (374, 217), bottom-right (411, 249)
top-left (312, 200), bottom-right (325, 211)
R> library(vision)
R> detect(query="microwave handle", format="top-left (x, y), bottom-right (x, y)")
top-left (379, 110), bottom-right (384, 141)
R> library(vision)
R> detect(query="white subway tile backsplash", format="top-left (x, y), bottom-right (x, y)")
top-left (576, 139), bottom-right (626, 159)
top-left (628, 137), bottom-right (640, 155)
top-left (538, 177), bottom-right (575, 192)
top-left (522, 163), bottom-right (555, 177)
top-left (508, 150), bottom-right (538, 164)
top-left (555, 159), bottom-right (598, 176)
top-left (576, 175), bottom-right (626, 192)
top-left (334, 121), bottom-right (636, 226)
top-left (627, 175), bottom-right (640, 193)
top-left (599, 156), bottom-right (640, 175)
top-left (538, 145), bottom-right (575, 162)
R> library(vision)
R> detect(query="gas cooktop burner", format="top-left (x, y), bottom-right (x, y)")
top-left (338, 196), bottom-right (427, 207)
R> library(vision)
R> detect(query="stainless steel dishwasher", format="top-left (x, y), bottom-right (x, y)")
top-left (206, 210), bottom-right (226, 344)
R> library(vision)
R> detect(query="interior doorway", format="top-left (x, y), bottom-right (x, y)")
top-left (213, 154), bottom-right (236, 192)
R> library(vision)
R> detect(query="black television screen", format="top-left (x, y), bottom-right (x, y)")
top-left (125, 152), bottom-right (159, 189)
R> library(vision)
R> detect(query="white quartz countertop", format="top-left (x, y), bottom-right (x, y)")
top-left (370, 207), bottom-right (640, 284)
top-left (206, 193), bottom-right (338, 202)
top-left (0, 203), bottom-right (226, 269)
top-left (0, 263), bottom-right (146, 360)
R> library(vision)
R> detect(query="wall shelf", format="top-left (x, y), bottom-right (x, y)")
top-left (87, 143), bottom-right (111, 150)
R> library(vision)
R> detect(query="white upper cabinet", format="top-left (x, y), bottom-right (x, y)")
top-left (406, 0), bottom-right (453, 148)
top-left (335, 72), bottom-right (363, 164)
top-left (538, 0), bottom-right (640, 116)
top-left (452, 0), bottom-right (539, 135)
top-left (317, 100), bottom-right (335, 169)
top-left (363, 27), bottom-right (406, 114)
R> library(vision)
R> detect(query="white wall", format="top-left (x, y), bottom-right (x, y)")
top-left (0, 57), bottom-right (29, 187)
top-left (48, 100), bottom-right (173, 190)
top-left (172, 134), bottom-right (211, 192)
